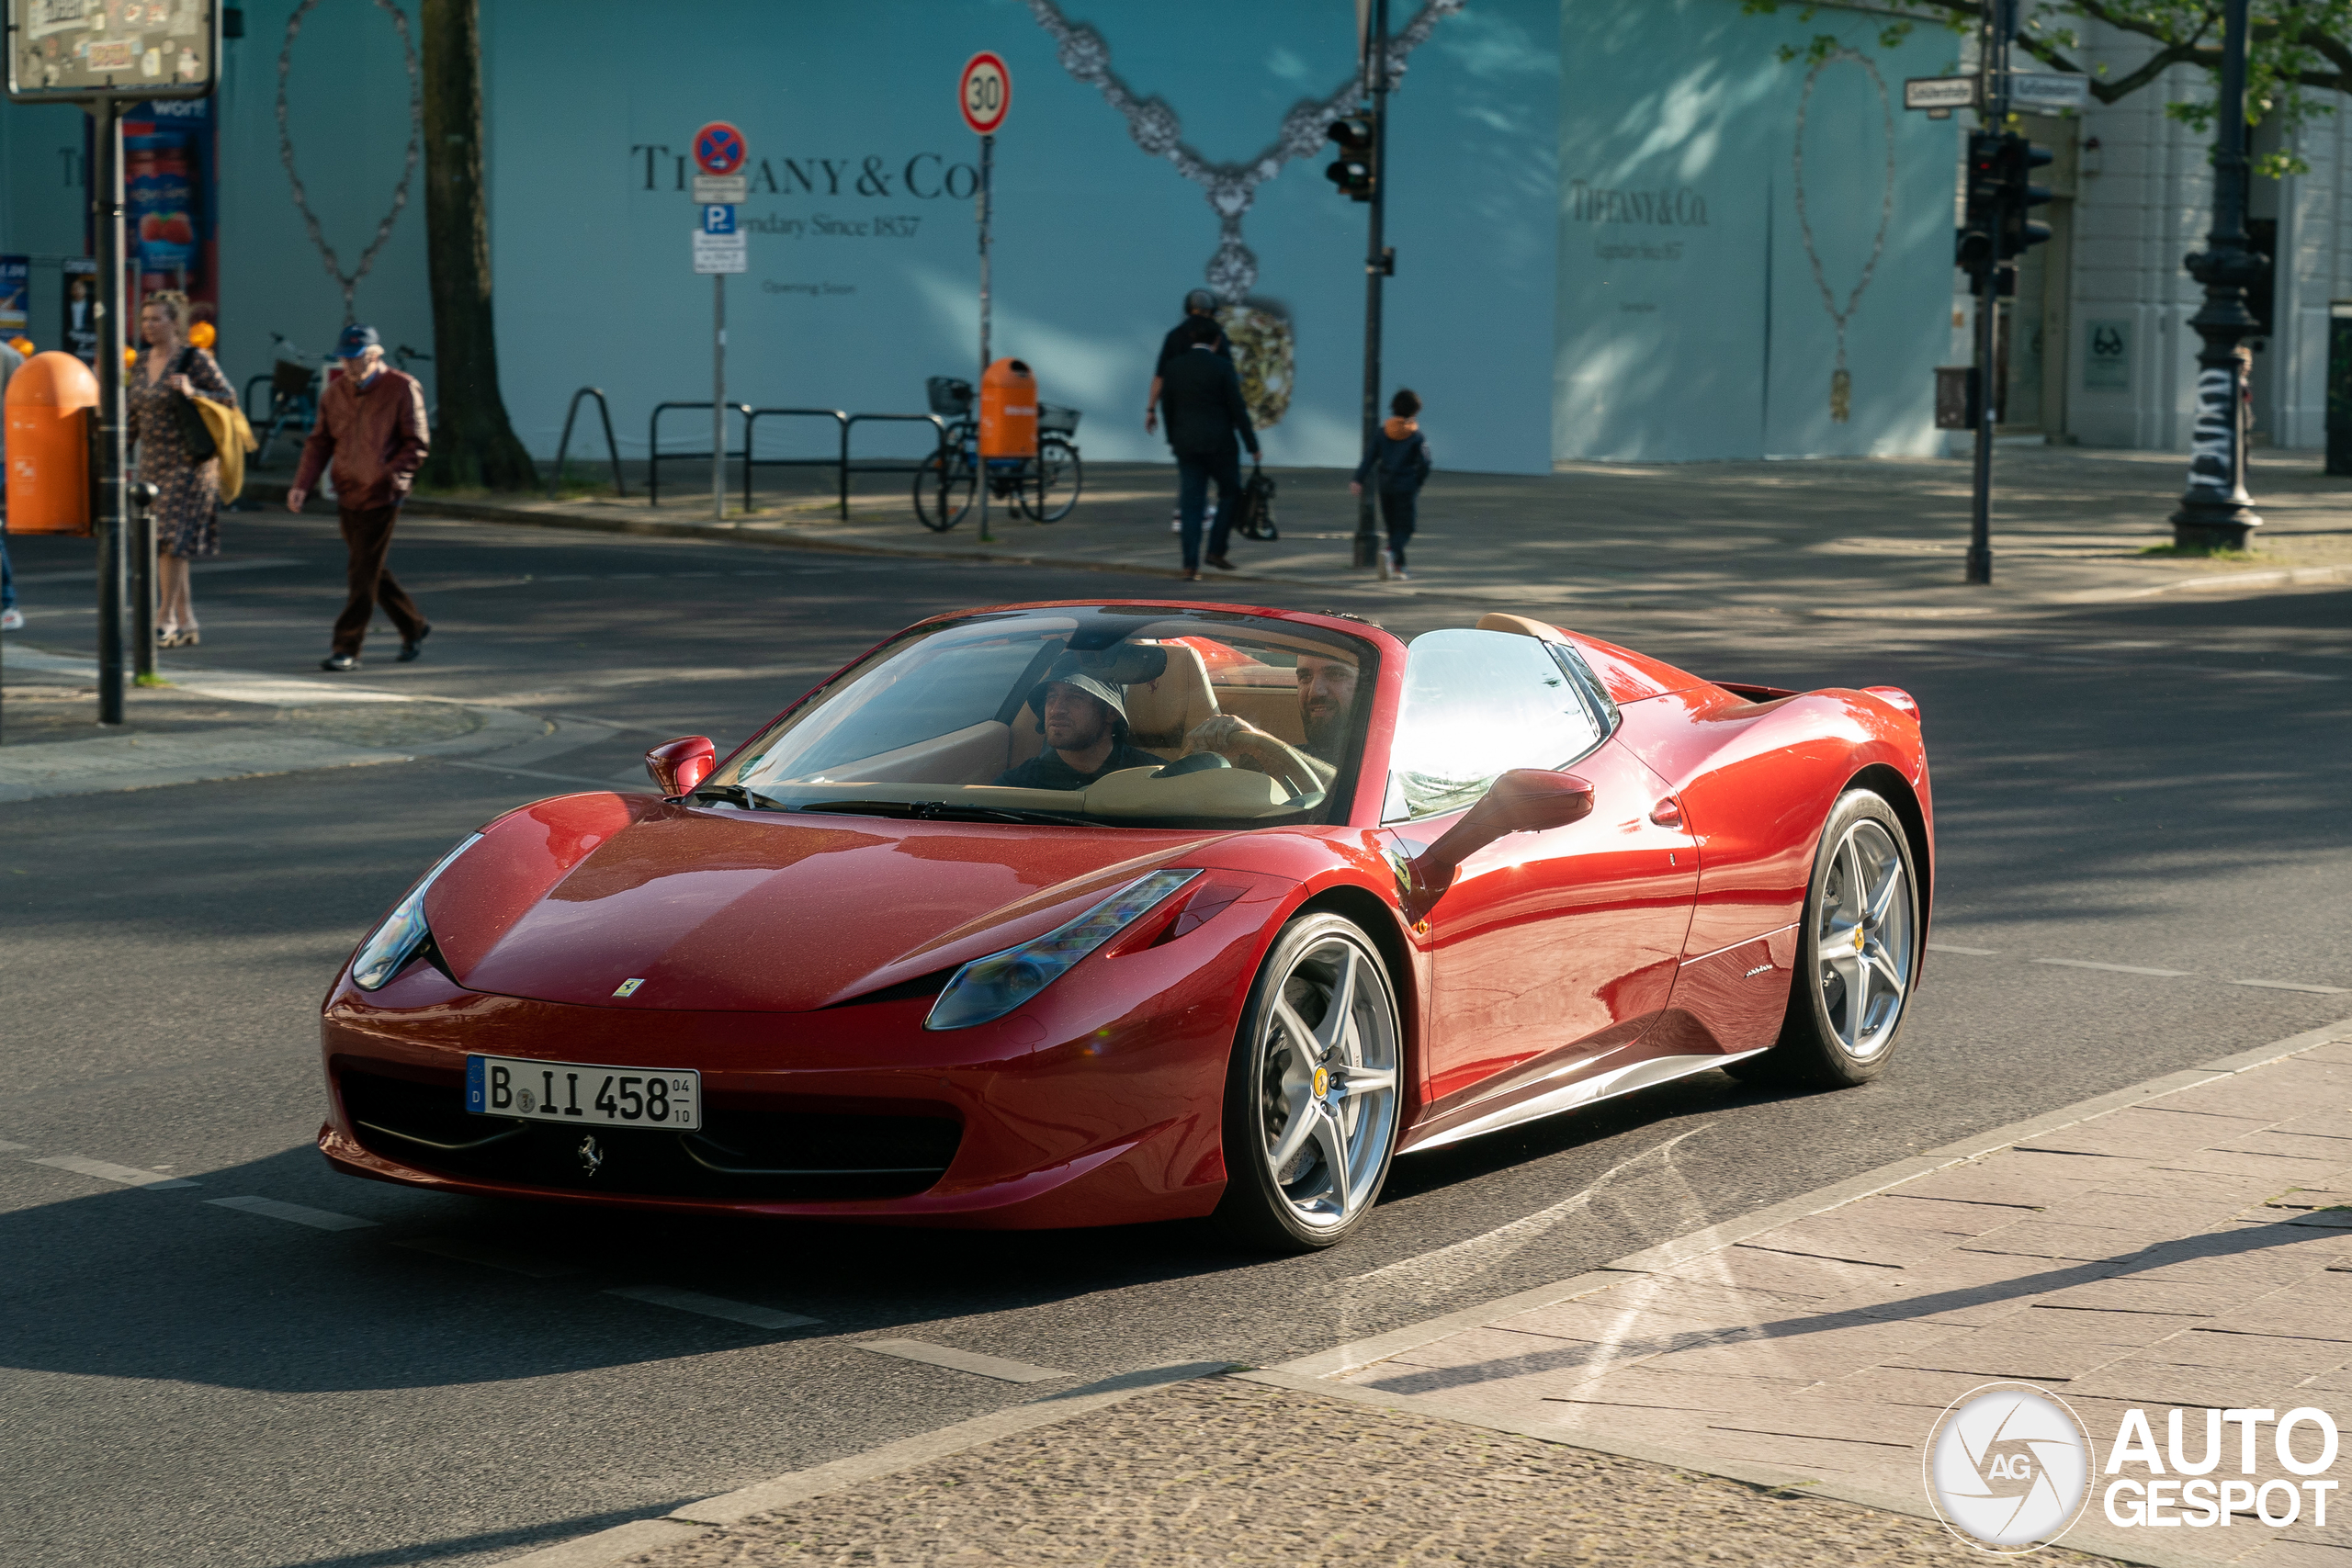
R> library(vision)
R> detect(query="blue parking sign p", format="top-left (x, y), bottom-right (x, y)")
top-left (702, 204), bottom-right (738, 235)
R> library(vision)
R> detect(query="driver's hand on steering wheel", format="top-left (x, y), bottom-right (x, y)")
top-left (1182, 716), bottom-right (1324, 795)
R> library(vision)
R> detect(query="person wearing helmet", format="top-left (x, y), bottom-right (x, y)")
top-left (1144, 288), bottom-right (1232, 438)
top-left (992, 656), bottom-right (1168, 790)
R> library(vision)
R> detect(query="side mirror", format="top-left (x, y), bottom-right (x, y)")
top-left (646, 736), bottom-right (716, 797)
top-left (1398, 769), bottom-right (1594, 924)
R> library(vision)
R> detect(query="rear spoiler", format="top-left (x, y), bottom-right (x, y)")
top-left (1715, 682), bottom-right (1797, 704)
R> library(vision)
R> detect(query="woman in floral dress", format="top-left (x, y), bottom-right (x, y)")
top-left (126, 290), bottom-right (234, 646)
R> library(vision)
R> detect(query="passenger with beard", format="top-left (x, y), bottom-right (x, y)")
top-left (1180, 649), bottom-right (1360, 791)
top-left (993, 664), bottom-right (1166, 790)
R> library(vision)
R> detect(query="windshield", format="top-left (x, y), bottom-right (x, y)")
top-left (707, 606), bottom-right (1379, 828)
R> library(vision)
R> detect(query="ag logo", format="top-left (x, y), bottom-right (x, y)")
top-left (1926, 1382), bottom-right (2092, 1552)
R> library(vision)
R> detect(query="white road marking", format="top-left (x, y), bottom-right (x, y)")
top-left (2234, 978), bottom-right (2352, 995)
top-left (1928, 942), bottom-right (1997, 956)
top-left (394, 1236), bottom-right (582, 1277)
top-left (0, 1139), bottom-right (28, 1152)
top-left (2032, 958), bottom-right (2191, 977)
top-left (32, 1156), bottom-right (198, 1190)
top-left (854, 1338), bottom-right (1069, 1383)
top-left (1342, 1127), bottom-right (1712, 1310)
top-left (604, 1285), bottom-right (820, 1329)
top-left (204, 1196), bottom-right (377, 1231)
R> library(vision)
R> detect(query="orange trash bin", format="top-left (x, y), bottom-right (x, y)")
top-left (5, 350), bottom-right (99, 536)
top-left (978, 357), bottom-right (1038, 460)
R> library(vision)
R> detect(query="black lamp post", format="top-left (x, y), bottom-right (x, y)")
top-left (2171, 0), bottom-right (2265, 549)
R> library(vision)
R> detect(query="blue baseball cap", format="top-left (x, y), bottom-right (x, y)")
top-left (335, 323), bottom-right (380, 358)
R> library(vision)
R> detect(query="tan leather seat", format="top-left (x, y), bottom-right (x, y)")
top-left (1476, 612), bottom-right (1568, 643)
top-left (1124, 642), bottom-right (1219, 758)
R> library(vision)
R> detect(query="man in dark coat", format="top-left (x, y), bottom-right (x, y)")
top-left (1158, 314), bottom-right (1258, 580)
top-left (288, 323), bottom-right (432, 671)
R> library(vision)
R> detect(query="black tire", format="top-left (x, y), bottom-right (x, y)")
top-left (1213, 913), bottom-right (1403, 1252)
top-left (1729, 789), bottom-right (1920, 1089)
top-left (912, 448), bottom-right (973, 532)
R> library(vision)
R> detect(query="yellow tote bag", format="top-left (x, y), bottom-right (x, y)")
top-left (194, 396), bottom-right (258, 502)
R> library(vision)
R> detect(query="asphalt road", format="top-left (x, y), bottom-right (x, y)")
top-left (4, 512), bottom-right (2348, 1568)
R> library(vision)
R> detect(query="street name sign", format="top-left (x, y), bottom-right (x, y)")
top-left (693, 231), bottom-right (746, 275)
top-left (691, 174), bottom-right (747, 204)
top-left (959, 51), bottom-right (1010, 136)
top-left (2011, 72), bottom-right (2091, 111)
top-left (1904, 76), bottom-right (1977, 112)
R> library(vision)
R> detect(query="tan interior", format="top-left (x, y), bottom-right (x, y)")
top-left (1211, 682), bottom-right (1305, 745)
top-left (1475, 612), bottom-right (1566, 643)
top-left (1123, 644), bottom-right (1218, 756)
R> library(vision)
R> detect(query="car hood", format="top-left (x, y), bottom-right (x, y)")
top-left (424, 795), bottom-right (1232, 1012)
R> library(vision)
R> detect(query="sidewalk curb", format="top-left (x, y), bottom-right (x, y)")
top-left (1276, 1015), bottom-right (2352, 1382)
top-left (246, 479), bottom-right (2352, 612)
top-left (492, 1360), bottom-right (1237, 1567)
top-left (1247, 1017), bottom-right (2352, 1568)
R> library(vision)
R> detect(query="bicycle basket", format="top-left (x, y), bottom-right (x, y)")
top-left (270, 360), bottom-right (315, 398)
top-left (1037, 403), bottom-right (1081, 435)
top-left (926, 377), bottom-right (974, 418)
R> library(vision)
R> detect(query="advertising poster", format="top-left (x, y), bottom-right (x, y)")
top-left (62, 256), bottom-right (97, 366)
top-left (119, 96), bottom-right (219, 339)
top-left (0, 255), bottom-right (28, 342)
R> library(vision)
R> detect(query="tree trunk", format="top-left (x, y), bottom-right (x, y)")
top-left (418, 0), bottom-right (536, 491)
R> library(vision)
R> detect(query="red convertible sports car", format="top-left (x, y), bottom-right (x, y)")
top-left (320, 601), bottom-right (1931, 1250)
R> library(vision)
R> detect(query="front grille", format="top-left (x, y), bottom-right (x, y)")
top-left (338, 1066), bottom-right (960, 1202)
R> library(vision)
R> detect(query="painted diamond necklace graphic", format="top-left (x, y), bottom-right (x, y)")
top-left (1024, 0), bottom-right (1462, 305)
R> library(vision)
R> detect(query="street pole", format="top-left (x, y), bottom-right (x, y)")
top-left (1354, 0), bottom-right (1390, 571)
top-left (977, 130), bottom-right (994, 546)
top-left (712, 273), bottom-right (725, 524)
top-left (93, 95), bottom-right (127, 724)
top-left (2171, 0), bottom-right (2264, 549)
top-left (1965, 1), bottom-right (2010, 587)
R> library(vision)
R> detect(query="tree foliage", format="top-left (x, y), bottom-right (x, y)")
top-left (1740, 1), bottom-right (2352, 176)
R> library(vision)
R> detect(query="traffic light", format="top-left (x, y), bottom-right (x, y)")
top-left (1325, 116), bottom-right (1374, 202)
top-left (1955, 130), bottom-right (2003, 286)
top-left (1996, 134), bottom-right (2053, 261)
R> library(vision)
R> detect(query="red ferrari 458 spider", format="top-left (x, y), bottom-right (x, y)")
top-left (320, 601), bottom-right (1931, 1250)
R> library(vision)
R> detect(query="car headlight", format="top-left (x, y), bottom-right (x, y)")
top-left (925, 869), bottom-right (1200, 1031)
top-left (350, 835), bottom-right (482, 991)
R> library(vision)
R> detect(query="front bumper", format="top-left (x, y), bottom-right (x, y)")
top-left (317, 894), bottom-right (1283, 1228)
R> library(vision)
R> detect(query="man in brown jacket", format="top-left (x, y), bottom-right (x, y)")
top-left (288, 323), bottom-right (432, 671)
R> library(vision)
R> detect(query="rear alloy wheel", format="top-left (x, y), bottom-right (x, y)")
top-left (1731, 789), bottom-right (1919, 1089)
top-left (1214, 913), bottom-right (1401, 1251)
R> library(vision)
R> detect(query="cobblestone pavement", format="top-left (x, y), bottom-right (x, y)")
top-left (618, 1377), bottom-right (2116, 1568)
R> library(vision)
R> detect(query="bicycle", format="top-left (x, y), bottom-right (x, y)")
top-left (244, 333), bottom-right (323, 468)
top-left (911, 376), bottom-right (1084, 531)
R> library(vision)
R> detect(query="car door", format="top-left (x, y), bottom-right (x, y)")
top-left (1379, 630), bottom-right (1699, 1113)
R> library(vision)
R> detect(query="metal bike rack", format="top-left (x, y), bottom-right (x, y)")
top-left (551, 387), bottom-right (627, 499)
top-left (839, 413), bottom-right (950, 520)
top-left (739, 407), bottom-right (847, 513)
top-left (736, 409), bottom-right (948, 518)
top-left (647, 400), bottom-right (753, 508)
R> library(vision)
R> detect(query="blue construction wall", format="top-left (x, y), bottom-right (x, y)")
top-left (1554, 2), bottom-right (1959, 460)
top-left (2, 1), bottom-right (1963, 471)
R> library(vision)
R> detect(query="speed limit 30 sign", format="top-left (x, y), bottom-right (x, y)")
top-left (959, 51), bottom-right (1011, 136)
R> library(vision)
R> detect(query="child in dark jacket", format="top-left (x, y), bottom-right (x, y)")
top-left (1351, 388), bottom-right (1433, 580)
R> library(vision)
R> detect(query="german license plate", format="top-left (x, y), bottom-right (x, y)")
top-left (466, 1055), bottom-right (700, 1131)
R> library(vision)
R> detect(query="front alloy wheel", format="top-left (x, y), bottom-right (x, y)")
top-left (1215, 913), bottom-right (1401, 1251)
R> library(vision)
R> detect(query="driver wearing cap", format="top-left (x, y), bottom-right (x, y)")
top-left (993, 658), bottom-right (1167, 790)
